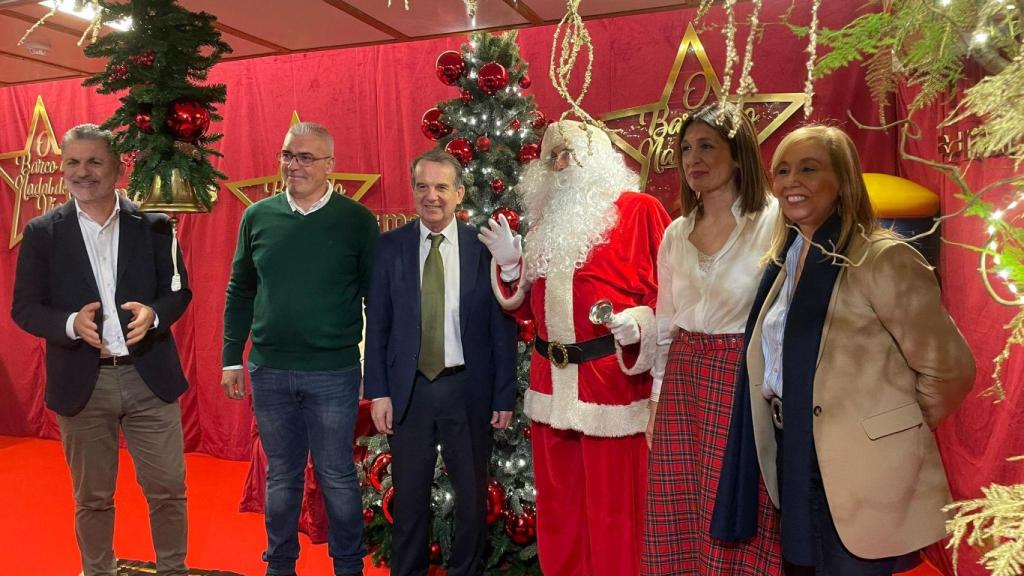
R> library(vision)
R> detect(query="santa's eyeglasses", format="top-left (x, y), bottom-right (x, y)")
top-left (546, 148), bottom-right (574, 166)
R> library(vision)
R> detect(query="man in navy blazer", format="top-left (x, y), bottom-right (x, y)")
top-left (364, 149), bottom-right (517, 576)
top-left (11, 124), bottom-right (191, 575)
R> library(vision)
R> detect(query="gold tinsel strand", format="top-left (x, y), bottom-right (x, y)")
top-left (731, 0), bottom-right (764, 136)
top-left (548, 0), bottom-right (610, 153)
top-left (945, 481), bottom-right (1024, 576)
top-left (803, 0), bottom-right (822, 118)
top-left (719, 0), bottom-right (740, 99)
top-left (19, 0), bottom-right (104, 48)
top-left (983, 298), bottom-right (1024, 404)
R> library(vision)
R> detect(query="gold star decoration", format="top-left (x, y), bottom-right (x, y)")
top-left (1, 96), bottom-right (64, 248)
top-left (601, 22), bottom-right (805, 209)
top-left (225, 111), bottom-right (380, 207)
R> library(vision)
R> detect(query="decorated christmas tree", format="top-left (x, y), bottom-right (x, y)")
top-left (359, 30), bottom-right (545, 575)
top-left (82, 0), bottom-right (230, 211)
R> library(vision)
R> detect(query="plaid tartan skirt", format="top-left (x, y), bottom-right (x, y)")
top-left (642, 329), bottom-right (783, 576)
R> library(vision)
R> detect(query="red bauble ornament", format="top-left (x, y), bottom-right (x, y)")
top-left (532, 111), bottom-right (547, 130)
top-left (456, 209), bottom-right (471, 222)
top-left (368, 452), bottom-right (392, 491)
top-left (475, 135), bottom-right (491, 152)
top-left (445, 137), bottom-right (474, 166)
top-left (362, 507), bottom-right (375, 524)
top-left (490, 178), bottom-right (505, 194)
top-left (460, 89), bottom-right (473, 104)
top-left (131, 49), bottom-right (155, 67)
top-left (134, 109), bottom-right (154, 134)
top-left (429, 542), bottom-right (443, 564)
top-left (490, 207), bottom-right (520, 232)
top-left (504, 505), bottom-right (537, 545)
top-left (517, 319), bottom-right (535, 343)
top-left (477, 62), bottom-right (509, 95)
top-left (517, 143), bottom-right (540, 165)
top-left (165, 100), bottom-right (211, 142)
top-left (519, 75), bottom-right (532, 89)
top-left (435, 50), bottom-right (466, 86)
top-left (109, 63), bottom-right (128, 81)
top-left (509, 118), bottom-right (522, 131)
top-left (382, 486), bottom-right (396, 524)
top-left (421, 108), bottom-right (452, 141)
top-left (486, 479), bottom-right (506, 525)
top-left (522, 425), bottom-right (532, 440)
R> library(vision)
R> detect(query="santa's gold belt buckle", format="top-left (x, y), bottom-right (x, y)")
top-left (549, 341), bottom-right (569, 369)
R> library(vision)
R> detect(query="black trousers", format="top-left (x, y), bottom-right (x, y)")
top-left (776, 427), bottom-right (909, 576)
top-left (389, 370), bottom-right (492, 576)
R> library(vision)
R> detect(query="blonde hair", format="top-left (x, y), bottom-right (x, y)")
top-left (766, 125), bottom-right (877, 262)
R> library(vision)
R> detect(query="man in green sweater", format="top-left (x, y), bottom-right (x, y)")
top-left (221, 122), bottom-right (379, 576)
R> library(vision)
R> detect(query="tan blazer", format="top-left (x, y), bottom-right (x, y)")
top-left (747, 232), bottom-right (975, 559)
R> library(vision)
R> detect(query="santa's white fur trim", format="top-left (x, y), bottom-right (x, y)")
top-left (490, 263), bottom-right (527, 311)
top-left (525, 389), bottom-right (649, 437)
top-left (615, 305), bottom-right (657, 375)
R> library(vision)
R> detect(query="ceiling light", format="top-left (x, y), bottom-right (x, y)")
top-left (39, 0), bottom-right (133, 32)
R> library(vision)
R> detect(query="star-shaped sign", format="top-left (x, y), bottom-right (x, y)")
top-left (1, 96), bottom-right (66, 248)
top-left (600, 22), bottom-right (805, 213)
top-left (226, 111), bottom-right (380, 207)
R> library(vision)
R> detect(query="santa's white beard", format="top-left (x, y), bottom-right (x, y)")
top-left (519, 152), bottom-right (639, 282)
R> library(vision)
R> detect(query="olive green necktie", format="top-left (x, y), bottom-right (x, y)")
top-left (419, 233), bottom-right (445, 380)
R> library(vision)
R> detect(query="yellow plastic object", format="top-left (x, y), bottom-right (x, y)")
top-left (863, 173), bottom-right (940, 218)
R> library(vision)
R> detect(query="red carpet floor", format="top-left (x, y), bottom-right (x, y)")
top-left (0, 435), bottom-right (943, 575)
top-left (0, 435), bottom-right (389, 576)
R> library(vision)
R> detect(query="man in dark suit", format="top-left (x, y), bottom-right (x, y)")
top-left (364, 149), bottom-right (517, 576)
top-left (11, 124), bottom-right (191, 576)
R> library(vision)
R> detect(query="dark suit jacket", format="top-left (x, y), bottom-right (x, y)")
top-left (363, 220), bottom-right (516, 422)
top-left (12, 197), bottom-right (192, 416)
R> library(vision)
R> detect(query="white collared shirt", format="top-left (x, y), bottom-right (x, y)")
top-left (64, 199), bottom-right (129, 356)
top-left (760, 234), bottom-right (805, 399)
top-left (419, 218), bottom-right (465, 368)
top-left (285, 184), bottom-right (332, 215)
top-left (650, 197), bottom-right (779, 401)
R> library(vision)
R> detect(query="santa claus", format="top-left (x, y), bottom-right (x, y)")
top-left (480, 120), bottom-right (670, 575)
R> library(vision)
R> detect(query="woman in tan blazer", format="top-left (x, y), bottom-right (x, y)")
top-left (710, 125), bottom-right (975, 575)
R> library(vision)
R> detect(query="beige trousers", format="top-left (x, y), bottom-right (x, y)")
top-left (57, 365), bottom-right (188, 576)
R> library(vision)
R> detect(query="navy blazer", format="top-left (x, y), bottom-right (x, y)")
top-left (363, 219), bottom-right (517, 422)
top-left (11, 197), bottom-right (192, 416)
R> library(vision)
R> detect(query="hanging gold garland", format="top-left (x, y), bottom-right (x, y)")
top-left (802, 0), bottom-right (822, 118)
top-left (18, 0), bottom-right (105, 47)
top-left (547, 0), bottom-right (611, 154)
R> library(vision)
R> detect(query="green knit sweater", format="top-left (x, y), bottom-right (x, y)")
top-left (222, 192), bottom-right (379, 370)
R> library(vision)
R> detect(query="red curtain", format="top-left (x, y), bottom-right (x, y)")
top-left (5, 3), bottom-right (1014, 572)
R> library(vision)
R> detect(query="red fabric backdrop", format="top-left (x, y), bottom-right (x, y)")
top-left (1, 2), bottom-right (1015, 573)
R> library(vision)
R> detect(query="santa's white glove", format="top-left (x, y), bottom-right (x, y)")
top-left (608, 312), bottom-right (641, 346)
top-left (478, 214), bottom-right (522, 280)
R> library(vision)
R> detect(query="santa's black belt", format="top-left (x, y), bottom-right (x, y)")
top-left (534, 334), bottom-right (616, 369)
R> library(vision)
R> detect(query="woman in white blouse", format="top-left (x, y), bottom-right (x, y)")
top-left (642, 103), bottom-right (783, 576)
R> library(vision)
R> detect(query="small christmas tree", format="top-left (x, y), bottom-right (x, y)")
top-left (359, 30), bottom-right (544, 575)
top-left (82, 0), bottom-right (230, 210)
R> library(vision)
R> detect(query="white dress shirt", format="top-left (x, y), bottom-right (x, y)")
top-left (285, 184), bottom-right (333, 215)
top-left (420, 218), bottom-right (465, 368)
top-left (650, 197), bottom-right (779, 401)
top-left (760, 234), bottom-right (805, 399)
top-left (64, 199), bottom-right (130, 357)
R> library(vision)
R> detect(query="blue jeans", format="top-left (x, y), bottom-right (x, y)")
top-left (249, 364), bottom-right (365, 576)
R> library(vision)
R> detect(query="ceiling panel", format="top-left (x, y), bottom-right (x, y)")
top-left (344, 0), bottom-right (527, 38)
top-left (0, 52), bottom-right (80, 83)
top-left (217, 30), bottom-right (280, 59)
top-left (178, 0), bottom-right (394, 50)
top-left (525, 0), bottom-right (695, 21)
top-left (0, 11), bottom-right (105, 77)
